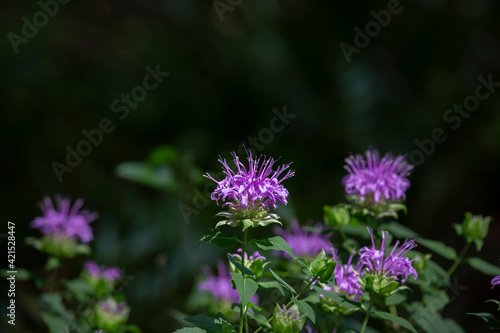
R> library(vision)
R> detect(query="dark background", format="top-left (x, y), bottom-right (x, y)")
top-left (2, 0), bottom-right (500, 332)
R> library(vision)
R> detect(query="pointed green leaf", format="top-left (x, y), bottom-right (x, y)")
top-left (468, 312), bottom-right (500, 329)
top-left (486, 299), bottom-right (500, 311)
top-left (231, 273), bottom-right (258, 306)
top-left (184, 315), bottom-right (223, 331)
top-left (466, 257), bottom-right (500, 276)
top-left (373, 311), bottom-right (417, 333)
top-left (174, 328), bottom-right (207, 333)
top-left (227, 253), bottom-right (254, 276)
top-left (418, 239), bottom-right (457, 260)
top-left (258, 281), bottom-right (285, 296)
top-left (201, 231), bottom-right (238, 248)
top-left (291, 298), bottom-right (315, 323)
top-left (270, 269), bottom-right (296, 295)
top-left (255, 236), bottom-right (296, 260)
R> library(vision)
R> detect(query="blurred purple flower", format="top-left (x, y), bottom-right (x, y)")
top-left (275, 220), bottom-right (333, 258)
top-left (99, 299), bottom-right (128, 316)
top-left (343, 148), bottom-right (413, 203)
top-left (204, 149), bottom-right (294, 210)
top-left (198, 260), bottom-right (259, 304)
top-left (31, 196), bottom-right (98, 243)
top-left (358, 228), bottom-right (417, 283)
top-left (84, 260), bottom-right (122, 282)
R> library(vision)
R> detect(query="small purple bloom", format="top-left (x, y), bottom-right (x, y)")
top-left (343, 148), bottom-right (413, 203)
top-left (31, 196), bottom-right (98, 243)
top-left (275, 220), bottom-right (334, 258)
top-left (492, 275), bottom-right (500, 289)
top-left (99, 299), bottom-right (128, 316)
top-left (358, 228), bottom-right (417, 283)
top-left (84, 260), bottom-right (122, 282)
top-left (204, 149), bottom-right (294, 210)
top-left (233, 249), bottom-right (266, 264)
top-left (331, 250), bottom-right (364, 300)
top-left (198, 260), bottom-right (259, 304)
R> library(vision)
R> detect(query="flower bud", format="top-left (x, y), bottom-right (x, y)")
top-left (272, 304), bottom-right (304, 333)
top-left (95, 298), bottom-right (129, 332)
top-left (361, 274), bottom-right (399, 296)
top-left (455, 212), bottom-right (492, 250)
top-left (323, 205), bottom-right (350, 227)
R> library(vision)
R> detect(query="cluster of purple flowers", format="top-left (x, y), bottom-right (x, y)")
top-left (329, 251), bottom-right (364, 301)
top-left (98, 298), bottom-right (128, 316)
top-left (358, 228), bottom-right (418, 284)
top-left (233, 248), bottom-right (266, 264)
top-left (84, 260), bottom-right (123, 282)
top-left (31, 196), bottom-right (98, 243)
top-left (343, 148), bottom-right (413, 204)
top-left (198, 260), bottom-right (259, 305)
top-left (275, 220), bottom-right (333, 258)
top-left (204, 150), bottom-right (294, 211)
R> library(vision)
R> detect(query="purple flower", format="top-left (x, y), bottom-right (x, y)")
top-left (331, 250), bottom-right (364, 300)
top-left (204, 149), bottom-right (294, 211)
top-left (233, 249), bottom-right (266, 264)
top-left (84, 260), bottom-right (122, 282)
top-left (275, 220), bottom-right (333, 258)
top-left (358, 228), bottom-right (417, 283)
top-left (492, 275), bottom-right (500, 289)
top-left (31, 196), bottom-right (98, 243)
top-left (198, 260), bottom-right (259, 305)
top-left (99, 299), bottom-right (128, 316)
top-left (343, 148), bottom-right (413, 204)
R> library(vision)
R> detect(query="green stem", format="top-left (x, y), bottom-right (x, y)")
top-left (254, 275), bottom-right (320, 333)
top-left (435, 241), bottom-right (470, 289)
top-left (389, 305), bottom-right (400, 332)
top-left (360, 295), bottom-right (374, 333)
top-left (239, 229), bottom-right (249, 333)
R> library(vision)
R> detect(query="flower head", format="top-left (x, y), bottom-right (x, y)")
top-left (272, 304), bottom-right (304, 333)
top-left (331, 250), bottom-right (364, 300)
top-left (343, 149), bottom-right (413, 204)
top-left (275, 220), bottom-right (333, 259)
top-left (198, 260), bottom-right (259, 305)
top-left (31, 196), bottom-right (98, 243)
top-left (95, 298), bottom-right (129, 331)
top-left (358, 228), bottom-right (418, 285)
top-left (84, 261), bottom-right (122, 282)
top-left (233, 249), bottom-right (266, 265)
top-left (204, 149), bottom-right (294, 212)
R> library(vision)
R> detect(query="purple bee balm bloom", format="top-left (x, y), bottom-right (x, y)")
top-left (199, 260), bottom-right (259, 305)
top-left (491, 275), bottom-right (500, 289)
top-left (84, 260), bottom-right (122, 282)
top-left (31, 196), bottom-right (98, 243)
top-left (233, 249), bottom-right (266, 264)
top-left (275, 220), bottom-right (333, 258)
top-left (331, 250), bottom-right (364, 300)
top-left (204, 149), bottom-right (294, 210)
top-left (343, 148), bottom-right (413, 204)
top-left (358, 228), bottom-right (418, 283)
top-left (99, 299), bottom-right (128, 316)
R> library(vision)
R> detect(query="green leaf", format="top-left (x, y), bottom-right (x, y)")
top-left (63, 279), bottom-right (93, 302)
top-left (231, 273), bottom-right (258, 306)
top-left (45, 256), bottom-right (61, 271)
top-left (242, 219), bottom-right (254, 232)
top-left (418, 239), bottom-right (457, 260)
top-left (373, 311), bottom-right (417, 333)
top-left (0, 268), bottom-right (31, 281)
top-left (487, 299), bottom-right (500, 311)
top-left (258, 281), bottom-right (285, 296)
top-left (201, 231), bottom-right (238, 249)
top-left (40, 312), bottom-right (67, 333)
top-left (270, 269), bottom-right (296, 295)
top-left (249, 313), bottom-right (272, 330)
top-left (313, 286), bottom-right (358, 309)
top-left (227, 253), bottom-right (254, 276)
top-left (174, 328), bottom-right (207, 333)
top-left (385, 292), bottom-right (407, 306)
top-left (383, 221), bottom-right (418, 238)
top-left (184, 315), bottom-right (223, 331)
top-left (124, 324), bottom-right (143, 333)
top-left (115, 161), bottom-right (178, 190)
top-left (466, 257), bottom-right (500, 276)
top-left (468, 312), bottom-right (500, 329)
top-left (255, 236), bottom-right (296, 260)
top-left (296, 257), bottom-right (312, 275)
top-left (291, 298), bottom-right (315, 323)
